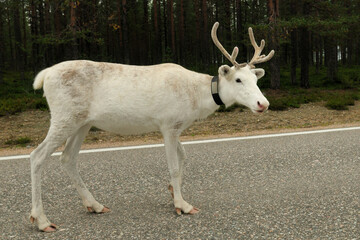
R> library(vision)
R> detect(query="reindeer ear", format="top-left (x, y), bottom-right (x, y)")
top-left (219, 65), bottom-right (231, 77)
top-left (251, 68), bottom-right (265, 79)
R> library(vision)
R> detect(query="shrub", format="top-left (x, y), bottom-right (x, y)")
top-left (325, 100), bottom-right (349, 110)
top-left (217, 103), bottom-right (245, 112)
top-left (268, 98), bottom-right (288, 111)
top-left (340, 75), bottom-right (356, 89)
top-left (325, 95), bottom-right (355, 110)
top-left (0, 98), bottom-right (26, 116)
top-left (0, 95), bottom-right (48, 116)
top-left (34, 98), bottom-right (48, 110)
top-left (5, 136), bottom-right (32, 147)
top-left (286, 97), bottom-right (300, 108)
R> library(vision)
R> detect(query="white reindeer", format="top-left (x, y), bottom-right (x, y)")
top-left (29, 22), bottom-right (274, 232)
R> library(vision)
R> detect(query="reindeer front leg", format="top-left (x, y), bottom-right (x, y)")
top-left (162, 131), bottom-right (199, 215)
top-left (168, 141), bottom-right (186, 199)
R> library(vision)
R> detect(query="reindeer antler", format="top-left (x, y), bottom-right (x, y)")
top-left (211, 22), bottom-right (247, 68)
top-left (248, 27), bottom-right (275, 68)
top-left (211, 22), bottom-right (274, 68)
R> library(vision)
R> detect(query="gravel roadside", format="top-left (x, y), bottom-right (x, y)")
top-left (1, 101), bottom-right (360, 156)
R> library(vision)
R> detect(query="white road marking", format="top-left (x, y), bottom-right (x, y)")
top-left (1, 126), bottom-right (360, 161)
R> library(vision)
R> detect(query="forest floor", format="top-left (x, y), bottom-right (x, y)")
top-left (1, 101), bottom-right (360, 156)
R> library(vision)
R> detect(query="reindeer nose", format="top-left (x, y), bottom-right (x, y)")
top-left (257, 101), bottom-right (269, 110)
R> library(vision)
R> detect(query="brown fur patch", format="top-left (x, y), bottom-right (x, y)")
top-left (165, 75), bottom-right (200, 110)
top-left (187, 84), bottom-right (199, 110)
top-left (75, 110), bottom-right (89, 122)
top-left (61, 69), bottom-right (78, 86)
top-left (167, 79), bottom-right (183, 97)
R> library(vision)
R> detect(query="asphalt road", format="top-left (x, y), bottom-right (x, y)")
top-left (0, 128), bottom-right (359, 239)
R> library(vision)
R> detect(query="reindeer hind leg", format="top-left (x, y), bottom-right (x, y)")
top-left (30, 122), bottom-right (81, 232)
top-left (60, 124), bottom-right (110, 214)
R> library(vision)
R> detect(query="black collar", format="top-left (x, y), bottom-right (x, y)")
top-left (211, 76), bottom-right (225, 106)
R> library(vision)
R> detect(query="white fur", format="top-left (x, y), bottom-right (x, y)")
top-left (30, 60), bottom-right (269, 231)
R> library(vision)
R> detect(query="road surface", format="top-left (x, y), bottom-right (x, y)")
top-left (0, 127), bottom-right (359, 239)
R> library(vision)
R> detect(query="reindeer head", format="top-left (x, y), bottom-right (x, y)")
top-left (211, 22), bottom-right (274, 113)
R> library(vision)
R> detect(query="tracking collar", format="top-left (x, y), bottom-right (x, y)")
top-left (211, 76), bottom-right (225, 106)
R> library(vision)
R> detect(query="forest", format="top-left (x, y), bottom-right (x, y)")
top-left (0, 0), bottom-right (360, 114)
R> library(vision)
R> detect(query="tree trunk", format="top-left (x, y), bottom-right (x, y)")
top-left (315, 49), bottom-right (320, 74)
top-left (194, 0), bottom-right (201, 65)
top-left (0, 3), bottom-right (4, 84)
top-left (116, 0), bottom-right (123, 62)
top-left (38, 0), bottom-right (46, 67)
top-left (202, 0), bottom-right (209, 65)
top-left (44, 0), bottom-right (52, 66)
top-left (341, 44), bottom-right (346, 65)
top-left (6, 6), bottom-right (14, 69)
top-left (142, 0), bottom-right (149, 64)
top-left (325, 37), bottom-right (338, 83)
top-left (21, 0), bottom-right (27, 69)
top-left (179, 0), bottom-right (185, 65)
top-left (30, 0), bottom-right (39, 71)
top-left (169, 0), bottom-right (176, 61)
top-left (224, 0), bottom-right (231, 49)
top-left (267, 0), bottom-right (280, 89)
top-left (70, 0), bottom-right (78, 59)
top-left (300, 1), bottom-right (310, 88)
top-left (289, 0), bottom-right (297, 84)
top-left (347, 39), bottom-right (353, 65)
top-left (236, 0), bottom-right (246, 61)
top-left (300, 26), bottom-right (310, 88)
top-left (290, 29), bottom-right (297, 85)
top-left (13, 1), bottom-right (23, 72)
top-left (163, 0), bottom-right (168, 55)
top-left (153, 0), bottom-right (161, 63)
top-left (54, 0), bottom-right (63, 61)
top-left (319, 39), bottom-right (323, 66)
top-left (314, 34), bottom-right (320, 74)
top-left (121, 0), bottom-right (129, 63)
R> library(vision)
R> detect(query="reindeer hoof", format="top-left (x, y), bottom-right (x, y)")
top-left (189, 207), bottom-right (200, 215)
top-left (175, 208), bottom-right (182, 215)
top-left (101, 206), bottom-right (111, 213)
top-left (87, 206), bottom-right (110, 213)
top-left (175, 207), bottom-right (200, 215)
top-left (42, 223), bottom-right (58, 233)
top-left (30, 216), bottom-right (58, 232)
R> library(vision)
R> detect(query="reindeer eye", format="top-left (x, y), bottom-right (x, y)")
top-left (236, 78), bottom-right (242, 83)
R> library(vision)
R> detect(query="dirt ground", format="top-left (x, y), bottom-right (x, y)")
top-left (1, 101), bottom-right (360, 156)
